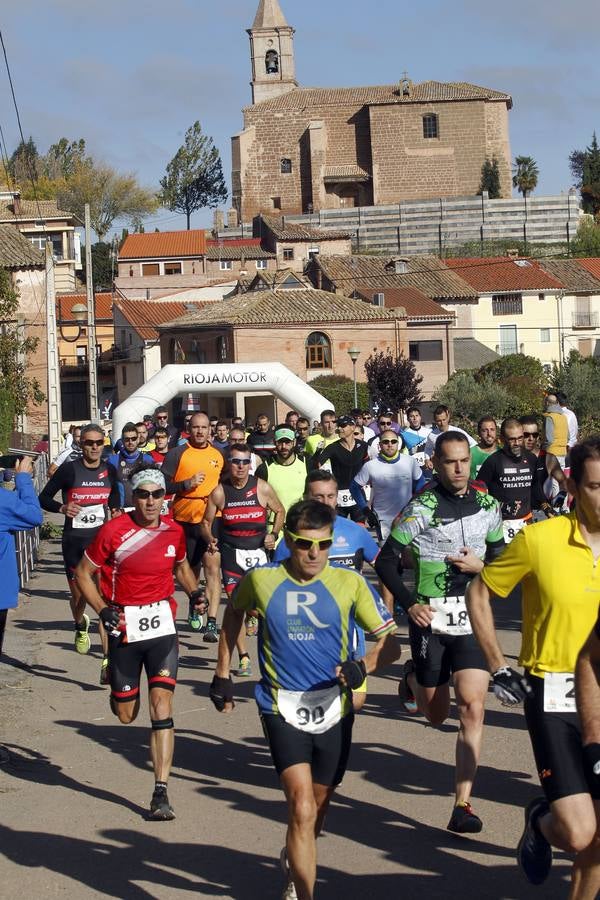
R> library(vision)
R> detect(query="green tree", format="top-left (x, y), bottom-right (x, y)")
top-left (478, 157), bottom-right (501, 199)
top-left (58, 162), bottom-right (158, 240)
top-left (433, 372), bottom-right (513, 424)
top-left (570, 133), bottom-right (600, 217)
top-left (364, 349), bottom-right (423, 414)
top-left (476, 353), bottom-right (547, 416)
top-left (81, 241), bottom-right (115, 291)
top-left (159, 121), bottom-right (228, 229)
top-left (571, 218), bottom-right (600, 256)
top-left (512, 155), bottom-right (539, 198)
top-left (8, 136), bottom-right (39, 186)
top-left (43, 137), bottom-right (88, 179)
top-left (551, 351), bottom-right (600, 420)
top-left (308, 374), bottom-right (370, 414)
top-left (0, 268), bottom-right (44, 450)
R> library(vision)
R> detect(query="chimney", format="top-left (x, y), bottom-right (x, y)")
top-left (13, 191), bottom-right (21, 215)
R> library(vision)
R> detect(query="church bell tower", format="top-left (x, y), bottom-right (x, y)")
top-left (248, 0), bottom-right (297, 104)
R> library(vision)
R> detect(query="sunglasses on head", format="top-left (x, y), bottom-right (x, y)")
top-left (230, 457), bottom-right (252, 465)
top-left (83, 439), bottom-right (104, 447)
top-left (133, 488), bottom-right (165, 499)
top-left (286, 529), bottom-right (333, 551)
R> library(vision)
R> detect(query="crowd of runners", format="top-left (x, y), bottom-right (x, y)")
top-left (9, 392), bottom-right (600, 899)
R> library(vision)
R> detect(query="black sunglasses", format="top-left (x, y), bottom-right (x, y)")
top-left (133, 488), bottom-right (166, 500)
top-left (83, 439), bottom-right (104, 447)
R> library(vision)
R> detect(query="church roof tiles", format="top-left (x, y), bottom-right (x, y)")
top-left (260, 214), bottom-right (352, 241)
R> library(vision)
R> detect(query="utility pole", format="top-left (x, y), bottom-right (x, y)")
top-left (85, 203), bottom-right (99, 421)
top-left (45, 242), bottom-right (63, 459)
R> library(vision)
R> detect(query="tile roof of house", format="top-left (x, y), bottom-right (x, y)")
top-left (113, 296), bottom-right (210, 340)
top-left (444, 257), bottom-right (564, 292)
top-left (236, 268), bottom-right (312, 292)
top-left (259, 214), bottom-right (352, 241)
top-left (248, 81), bottom-right (512, 112)
top-left (0, 198), bottom-right (74, 221)
top-left (205, 243), bottom-right (275, 260)
top-left (0, 225), bottom-right (45, 268)
top-left (453, 337), bottom-right (499, 370)
top-left (577, 258), bottom-right (600, 282)
top-left (315, 254), bottom-right (478, 301)
top-left (119, 230), bottom-right (207, 260)
top-left (352, 283), bottom-right (454, 320)
top-left (157, 287), bottom-right (403, 330)
top-left (57, 292), bottom-right (113, 321)
top-left (535, 258), bottom-right (600, 293)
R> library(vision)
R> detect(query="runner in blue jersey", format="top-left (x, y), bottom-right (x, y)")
top-left (273, 470), bottom-right (383, 711)
top-left (210, 499), bottom-right (399, 900)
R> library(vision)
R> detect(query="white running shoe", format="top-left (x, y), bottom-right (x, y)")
top-left (279, 847), bottom-right (298, 900)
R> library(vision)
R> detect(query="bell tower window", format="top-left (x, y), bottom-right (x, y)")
top-left (265, 50), bottom-right (279, 74)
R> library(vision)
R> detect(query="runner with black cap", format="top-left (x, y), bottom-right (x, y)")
top-left (313, 415), bottom-right (369, 521)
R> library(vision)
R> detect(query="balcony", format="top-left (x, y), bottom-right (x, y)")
top-left (572, 311), bottom-right (599, 329)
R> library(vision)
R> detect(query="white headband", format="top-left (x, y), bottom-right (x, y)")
top-left (131, 469), bottom-right (166, 491)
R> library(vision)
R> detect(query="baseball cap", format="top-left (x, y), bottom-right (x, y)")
top-left (274, 427), bottom-right (296, 442)
top-left (337, 415), bottom-right (355, 428)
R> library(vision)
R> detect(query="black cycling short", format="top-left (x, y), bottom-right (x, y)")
top-left (524, 673), bottom-right (600, 804)
top-left (109, 632), bottom-right (178, 703)
top-left (62, 533), bottom-right (95, 580)
top-left (337, 504), bottom-right (365, 524)
top-left (261, 712), bottom-right (354, 787)
top-left (177, 520), bottom-right (218, 569)
top-left (409, 621), bottom-right (488, 688)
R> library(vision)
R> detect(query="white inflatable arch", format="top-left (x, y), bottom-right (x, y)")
top-left (112, 363), bottom-right (332, 436)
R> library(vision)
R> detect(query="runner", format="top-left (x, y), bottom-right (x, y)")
top-left (303, 409), bottom-right (338, 460)
top-left (256, 425), bottom-right (307, 518)
top-left (314, 415), bottom-right (368, 521)
top-left (274, 470), bottom-right (383, 711)
top-left (212, 420), bottom-right (230, 451)
top-left (247, 414), bottom-right (276, 460)
top-left (477, 417), bottom-right (538, 543)
top-left (136, 421), bottom-right (156, 453)
top-left (400, 406), bottom-right (432, 470)
top-left (154, 406), bottom-right (179, 448)
top-left (467, 436), bottom-right (600, 894)
top-left (520, 415), bottom-right (568, 516)
top-left (200, 442), bottom-right (285, 675)
top-left (423, 405), bottom-right (476, 460)
top-left (210, 499), bottom-right (400, 900)
top-left (543, 393), bottom-right (569, 467)
top-left (375, 430), bottom-right (505, 833)
top-left (229, 426), bottom-right (261, 474)
top-left (149, 427), bottom-right (170, 466)
top-left (295, 418), bottom-right (311, 455)
top-left (108, 423), bottom-right (154, 510)
top-left (470, 416), bottom-right (498, 479)
top-left (161, 412), bottom-right (225, 640)
top-left (75, 463), bottom-right (204, 821)
top-left (39, 423), bottom-right (120, 682)
top-left (47, 425), bottom-right (82, 476)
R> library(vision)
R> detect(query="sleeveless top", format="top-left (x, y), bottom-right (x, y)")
top-left (220, 475), bottom-right (268, 550)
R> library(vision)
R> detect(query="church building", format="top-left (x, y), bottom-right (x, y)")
top-left (232, 0), bottom-right (513, 221)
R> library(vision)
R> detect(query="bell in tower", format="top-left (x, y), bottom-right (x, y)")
top-left (248, 0), bottom-right (297, 104)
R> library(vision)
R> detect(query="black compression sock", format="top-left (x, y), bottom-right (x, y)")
top-left (207, 616), bottom-right (216, 625)
top-left (154, 781), bottom-right (168, 795)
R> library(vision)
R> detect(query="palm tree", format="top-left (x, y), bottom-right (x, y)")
top-left (513, 156), bottom-right (539, 198)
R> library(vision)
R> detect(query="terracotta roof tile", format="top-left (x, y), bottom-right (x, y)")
top-left (205, 243), bottom-right (275, 260)
top-left (119, 230), bottom-right (207, 260)
top-left (577, 258), bottom-right (600, 282)
top-left (323, 165), bottom-right (371, 182)
top-left (259, 214), bottom-right (352, 241)
top-left (352, 283), bottom-right (455, 320)
top-left (444, 257), bottom-right (564, 292)
top-left (0, 198), bottom-right (74, 220)
top-left (535, 259), bottom-right (600, 293)
top-left (157, 288), bottom-right (402, 330)
top-left (113, 297), bottom-right (210, 340)
top-left (57, 292), bottom-right (113, 321)
top-left (315, 254), bottom-right (477, 300)
top-left (0, 225), bottom-right (44, 268)
top-left (247, 81), bottom-right (512, 112)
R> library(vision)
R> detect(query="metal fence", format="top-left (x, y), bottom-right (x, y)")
top-left (12, 452), bottom-right (48, 587)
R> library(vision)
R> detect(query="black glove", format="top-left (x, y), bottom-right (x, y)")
top-left (338, 659), bottom-right (367, 690)
top-left (583, 743), bottom-right (600, 785)
top-left (552, 491), bottom-right (567, 510)
top-left (540, 502), bottom-right (557, 519)
top-left (100, 606), bottom-right (121, 635)
top-left (209, 675), bottom-right (234, 712)
top-left (492, 666), bottom-right (532, 706)
top-left (365, 509), bottom-right (379, 529)
top-left (189, 588), bottom-right (207, 612)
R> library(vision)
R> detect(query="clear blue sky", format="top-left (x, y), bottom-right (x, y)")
top-left (1, 0), bottom-right (597, 235)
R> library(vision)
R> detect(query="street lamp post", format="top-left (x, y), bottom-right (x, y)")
top-left (347, 346), bottom-right (361, 408)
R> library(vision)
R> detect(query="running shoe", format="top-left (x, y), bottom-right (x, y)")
top-left (149, 789), bottom-right (175, 821)
top-left (237, 655), bottom-right (252, 677)
top-left (279, 848), bottom-right (297, 900)
top-left (99, 656), bottom-right (110, 686)
top-left (398, 659), bottom-right (418, 713)
top-left (447, 801), bottom-right (483, 834)
top-left (187, 601), bottom-right (203, 632)
top-left (245, 614), bottom-right (258, 637)
top-left (517, 796), bottom-right (552, 885)
top-left (203, 620), bottom-right (219, 643)
top-left (74, 614), bottom-right (91, 654)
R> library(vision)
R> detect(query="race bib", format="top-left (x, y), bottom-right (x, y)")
top-left (503, 518), bottom-right (527, 543)
top-left (429, 596), bottom-right (472, 635)
top-left (337, 489), bottom-right (354, 508)
top-left (72, 503), bottom-right (105, 530)
top-left (544, 672), bottom-right (576, 713)
top-left (160, 498), bottom-right (172, 517)
top-left (278, 685), bottom-right (343, 734)
top-left (124, 600), bottom-right (175, 644)
top-left (413, 451), bottom-right (427, 466)
top-left (235, 548), bottom-right (267, 572)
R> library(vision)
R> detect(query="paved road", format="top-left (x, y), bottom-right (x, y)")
top-left (0, 537), bottom-right (571, 899)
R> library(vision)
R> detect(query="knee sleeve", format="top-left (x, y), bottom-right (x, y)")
top-left (151, 717), bottom-right (174, 731)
